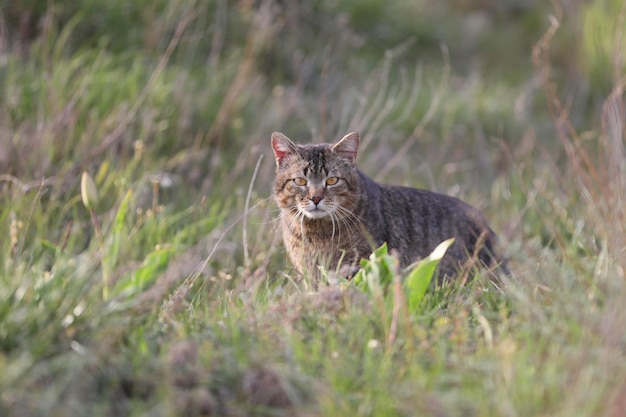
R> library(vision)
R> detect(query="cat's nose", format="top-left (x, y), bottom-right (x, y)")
top-left (311, 196), bottom-right (322, 206)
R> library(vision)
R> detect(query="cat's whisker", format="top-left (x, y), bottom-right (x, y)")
top-left (285, 208), bottom-right (307, 249)
top-left (327, 209), bottom-right (349, 243)
top-left (340, 212), bottom-right (362, 244)
top-left (329, 211), bottom-right (337, 243)
top-left (283, 205), bottom-right (305, 238)
top-left (332, 204), bottom-right (360, 235)
top-left (299, 212), bottom-right (306, 245)
top-left (330, 210), bottom-right (345, 248)
top-left (337, 207), bottom-right (359, 228)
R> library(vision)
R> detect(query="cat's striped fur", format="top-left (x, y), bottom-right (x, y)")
top-left (271, 131), bottom-right (508, 281)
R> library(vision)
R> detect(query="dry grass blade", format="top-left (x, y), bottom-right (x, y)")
top-left (376, 45), bottom-right (450, 182)
top-left (73, 9), bottom-right (196, 175)
top-left (243, 154), bottom-right (265, 270)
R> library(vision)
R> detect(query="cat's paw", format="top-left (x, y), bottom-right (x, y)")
top-left (322, 264), bottom-right (360, 286)
top-left (337, 264), bottom-right (360, 280)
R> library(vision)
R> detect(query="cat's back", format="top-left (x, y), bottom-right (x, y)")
top-left (359, 170), bottom-right (483, 228)
top-left (359, 172), bottom-right (499, 271)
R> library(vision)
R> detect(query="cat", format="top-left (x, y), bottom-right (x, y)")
top-left (271, 131), bottom-right (508, 281)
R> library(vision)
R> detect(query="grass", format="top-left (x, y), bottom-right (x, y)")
top-left (1, 0), bottom-right (625, 416)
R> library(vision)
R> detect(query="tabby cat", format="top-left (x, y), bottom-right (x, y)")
top-left (271, 131), bottom-right (507, 281)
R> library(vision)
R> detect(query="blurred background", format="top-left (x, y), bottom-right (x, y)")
top-left (1, 1), bottom-right (625, 415)
top-left (1, 0), bottom-right (624, 285)
top-left (0, 0), bottom-right (624, 291)
top-left (1, 0), bottom-right (622, 189)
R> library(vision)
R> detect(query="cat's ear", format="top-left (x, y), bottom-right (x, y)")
top-left (271, 132), bottom-right (298, 167)
top-left (331, 132), bottom-right (359, 164)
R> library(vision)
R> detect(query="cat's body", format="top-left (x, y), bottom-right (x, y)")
top-left (271, 132), bottom-right (507, 280)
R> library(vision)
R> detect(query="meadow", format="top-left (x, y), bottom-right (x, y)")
top-left (0, 0), bottom-right (625, 416)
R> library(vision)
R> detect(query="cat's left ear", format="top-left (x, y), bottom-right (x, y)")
top-left (271, 132), bottom-right (299, 167)
top-left (331, 132), bottom-right (359, 164)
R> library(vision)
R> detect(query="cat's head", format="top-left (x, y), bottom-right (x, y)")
top-left (271, 132), bottom-right (361, 220)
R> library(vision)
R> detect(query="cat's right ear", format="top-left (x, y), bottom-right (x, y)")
top-left (271, 132), bottom-right (298, 167)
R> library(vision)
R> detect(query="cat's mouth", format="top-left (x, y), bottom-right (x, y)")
top-left (302, 206), bottom-right (329, 219)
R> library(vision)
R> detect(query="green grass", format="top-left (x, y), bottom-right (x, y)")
top-left (1, 0), bottom-right (625, 416)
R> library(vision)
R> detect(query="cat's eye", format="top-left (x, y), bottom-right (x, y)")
top-left (326, 177), bottom-right (339, 186)
top-left (293, 178), bottom-right (307, 186)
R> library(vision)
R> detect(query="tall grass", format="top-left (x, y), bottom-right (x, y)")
top-left (1, 0), bottom-right (625, 416)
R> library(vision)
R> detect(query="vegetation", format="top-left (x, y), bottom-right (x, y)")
top-left (0, 0), bottom-right (624, 416)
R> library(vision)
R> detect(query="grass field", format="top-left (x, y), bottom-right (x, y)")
top-left (1, 1), bottom-right (625, 416)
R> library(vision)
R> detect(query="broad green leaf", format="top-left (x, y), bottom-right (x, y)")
top-left (405, 238), bottom-right (455, 312)
top-left (113, 245), bottom-right (175, 298)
